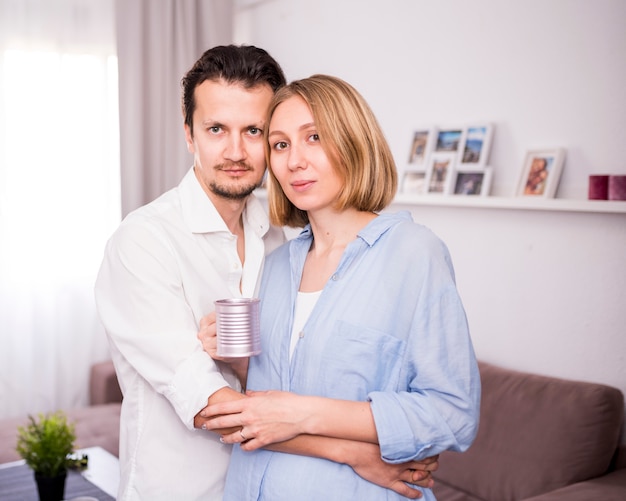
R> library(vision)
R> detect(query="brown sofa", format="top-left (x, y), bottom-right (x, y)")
top-left (3, 360), bottom-right (625, 500)
top-left (432, 361), bottom-right (626, 501)
top-left (0, 360), bottom-right (122, 464)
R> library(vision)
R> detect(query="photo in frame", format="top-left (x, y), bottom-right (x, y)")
top-left (457, 124), bottom-right (494, 168)
top-left (452, 167), bottom-right (493, 196)
top-left (407, 127), bottom-right (437, 167)
top-left (434, 128), bottom-right (463, 153)
top-left (401, 170), bottom-right (428, 194)
top-left (425, 153), bottom-right (456, 194)
top-left (516, 148), bottom-right (566, 198)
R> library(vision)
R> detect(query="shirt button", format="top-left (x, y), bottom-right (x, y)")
top-left (299, 331), bottom-right (304, 339)
top-left (331, 273), bottom-right (338, 281)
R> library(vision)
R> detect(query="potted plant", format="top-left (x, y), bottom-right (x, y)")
top-left (16, 410), bottom-right (76, 501)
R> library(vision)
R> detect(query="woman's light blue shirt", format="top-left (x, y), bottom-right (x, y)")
top-left (224, 211), bottom-right (480, 500)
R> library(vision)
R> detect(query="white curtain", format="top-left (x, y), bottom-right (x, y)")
top-left (115, 0), bottom-right (233, 216)
top-left (0, 0), bottom-right (119, 419)
top-left (0, 0), bottom-right (235, 420)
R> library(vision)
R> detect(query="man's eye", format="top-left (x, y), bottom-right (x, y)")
top-left (249, 127), bottom-right (262, 136)
top-left (209, 126), bottom-right (221, 134)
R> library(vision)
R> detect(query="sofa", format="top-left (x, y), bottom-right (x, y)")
top-left (2, 360), bottom-right (625, 500)
top-left (432, 361), bottom-right (626, 500)
top-left (0, 360), bottom-right (122, 464)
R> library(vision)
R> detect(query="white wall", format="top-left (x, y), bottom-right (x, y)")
top-left (235, 0), bottom-right (626, 442)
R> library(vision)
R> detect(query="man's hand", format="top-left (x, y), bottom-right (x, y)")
top-left (343, 441), bottom-right (438, 498)
top-left (197, 312), bottom-right (248, 385)
top-left (193, 386), bottom-right (246, 434)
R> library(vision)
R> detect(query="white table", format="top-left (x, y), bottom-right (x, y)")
top-left (0, 446), bottom-right (119, 500)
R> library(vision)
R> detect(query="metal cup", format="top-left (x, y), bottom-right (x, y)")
top-left (214, 298), bottom-right (261, 357)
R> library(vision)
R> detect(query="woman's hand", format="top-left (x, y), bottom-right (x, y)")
top-left (197, 312), bottom-right (249, 385)
top-left (201, 390), bottom-right (310, 450)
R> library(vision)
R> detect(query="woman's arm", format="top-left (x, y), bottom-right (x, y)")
top-left (201, 390), bottom-right (379, 446)
top-left (194, 399), bottom-right (436, 499)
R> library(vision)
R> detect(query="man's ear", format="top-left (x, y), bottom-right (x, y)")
top-left (184, 124), bottom-right (194, 153)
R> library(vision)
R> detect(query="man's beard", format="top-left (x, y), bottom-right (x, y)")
top-left (208, 163), bottom-right (262, 200)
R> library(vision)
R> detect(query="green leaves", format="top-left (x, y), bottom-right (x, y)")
top-left (16, 411), bottom-right (76, 478)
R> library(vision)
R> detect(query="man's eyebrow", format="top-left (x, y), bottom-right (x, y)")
top-left (201, 120), bottom-right (222, 127)
top-left (200, 120), bottom-right (266, 129)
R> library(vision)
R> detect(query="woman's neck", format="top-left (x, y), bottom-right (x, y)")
top-left (299, 208), bottom-right (377, 292)
top-left (307, 208), bottom-right (377, 256)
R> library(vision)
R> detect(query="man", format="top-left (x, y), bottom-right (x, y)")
top-left (96, 45), bottom-right (437, 500)
top-left (95, 45), bottom-right (286, 500)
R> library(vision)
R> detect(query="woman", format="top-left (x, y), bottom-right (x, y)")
top-left (201, 75), bottom-right (480, 500)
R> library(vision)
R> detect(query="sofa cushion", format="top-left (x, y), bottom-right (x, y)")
top-left (89, 360), bottom-right (123, 405)
top-left (522, 468), bottom-right (626, 501)
top-left (434, 361), bottom-right (624, 501)
top-left (0, 403), bottom-right (121, 464)
top-left (432, 479), bottom-right (484, 501)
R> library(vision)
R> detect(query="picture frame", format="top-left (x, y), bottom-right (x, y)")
top-left (407, 127), bottom-right (437, 168)
top-left (434, 127), bottom-right (463, 153)
top-left (425, 152), bottom-right (456, 194)
top-left (401, 170), bottom-right (428, 194)
top-left (516, 148), bottom-right (566, 198)
top-left (457, 124), bottom-right (494, 168)
top-left (452, 167), bottom-right (493, 196)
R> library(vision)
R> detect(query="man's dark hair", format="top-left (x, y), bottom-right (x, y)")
top-left (182, 44), bottom-right (286, 133)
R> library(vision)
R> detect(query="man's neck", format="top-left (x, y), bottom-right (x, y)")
top-left (210, 193), bottom-right (247, 235)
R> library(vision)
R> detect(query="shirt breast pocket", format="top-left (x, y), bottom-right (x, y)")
top-left (320, 320), bottom-right (405, 400)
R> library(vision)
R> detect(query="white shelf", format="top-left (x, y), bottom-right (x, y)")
top-left (257, 188), bottom-right (626, 214)
top-left (392, 193), bottom-right (626, 214)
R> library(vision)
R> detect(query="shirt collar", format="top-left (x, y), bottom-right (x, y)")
top-left (295, 211), bottom-right (412, 247)
top-left (357, 211), bottom-right (412, 246)
top-left (179, 167), bottom-right (270, 238)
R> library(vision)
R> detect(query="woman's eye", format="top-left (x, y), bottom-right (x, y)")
top-left (273, 141), bottom-right (288, 151)
top-left (309, 133), bottom-right (320, 142)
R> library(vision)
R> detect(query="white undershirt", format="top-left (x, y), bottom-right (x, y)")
top-left (290, 290), bottom-right (322, 360)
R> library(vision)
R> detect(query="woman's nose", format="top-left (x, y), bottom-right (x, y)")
top-left (287, 144), bottom-right (305, 171)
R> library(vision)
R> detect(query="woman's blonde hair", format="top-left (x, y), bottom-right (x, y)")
top-left (264, 74), bottom-right (397, 228)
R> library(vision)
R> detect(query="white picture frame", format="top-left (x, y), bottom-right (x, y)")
top-left (407, 127), bottom-right (438, 168)
top-left (425, 152), bottom-right (457, 194)
top-left (457, 124), bottom-right (494, 168)
top-left (516, 148), bottom-right (566, 198)
top-left (451, 166), bottom-right (493, 196)
top-left (434, 127), bottom-right (463, 154)
top-left (401, 170), bottom-right (428, 194)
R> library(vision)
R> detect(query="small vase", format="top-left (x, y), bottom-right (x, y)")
top-left (34, 470), bottom-right (67, 501)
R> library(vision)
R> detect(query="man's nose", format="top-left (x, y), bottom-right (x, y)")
top-left (224, 135), bottom-right (245, 162)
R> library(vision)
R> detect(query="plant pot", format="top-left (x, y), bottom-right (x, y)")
top-left (34, 470), bottom-right (67, 501)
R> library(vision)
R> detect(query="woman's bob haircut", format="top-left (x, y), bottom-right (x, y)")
top-left (264, 74), bottom-right (398, 228)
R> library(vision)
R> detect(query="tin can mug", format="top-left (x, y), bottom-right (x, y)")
top-left (214, 298), bottom-right (261, 357)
